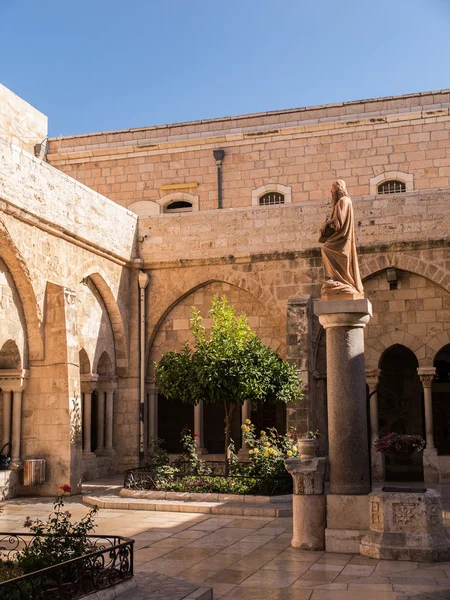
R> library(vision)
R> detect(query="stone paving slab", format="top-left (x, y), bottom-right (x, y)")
top-left (83, 494), bottom-right (293, 517)
top-left (119, 573), bottom-right (212, 599)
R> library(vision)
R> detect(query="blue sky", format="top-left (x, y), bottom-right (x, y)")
top-left (1, 0), bottom-right (449, 137)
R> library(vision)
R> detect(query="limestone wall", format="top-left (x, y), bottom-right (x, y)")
top-left (47, 90), bottom-right (450, 210)
top-left (0, 85), bottom-right (48, 154)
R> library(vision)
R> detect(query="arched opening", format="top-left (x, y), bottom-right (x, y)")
top-left (157, 395), bottom-right (194, 454)
top-left (0, 340), bottom-right (21, 369)
top-left (378, 344), bottom-right (424, 481)
top-left (96, 351), bottom-right (113, 376)
top-left (79, 349), bottom-right (91, 375)
top-left (432, 344), bottom-right (450, 454)
top-left (377, 180), bottom-right (406, 195)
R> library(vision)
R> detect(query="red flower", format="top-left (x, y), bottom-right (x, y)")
top-left (184, 424), bottom-right (190, 429)
top-left (194, 433), bottom-right (199, 437)
top-left (60, 484), bottom-right (71, 494)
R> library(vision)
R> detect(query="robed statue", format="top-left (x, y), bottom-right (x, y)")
top-left (319, 180), bottom-right (364, 299)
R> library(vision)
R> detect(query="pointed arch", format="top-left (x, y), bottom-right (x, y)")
top-left (360, 253), bottom-right (450, 293)
top-left (80, 269), bottom-right (128, 376)
top-left (95, 350), bottom-right (114, 376)
top-left (0, 217), bottom-right (43, 361)
top-left (79, 348), bottom-right (91, 375)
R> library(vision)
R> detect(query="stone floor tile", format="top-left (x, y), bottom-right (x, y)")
top-left (393, 583), bottom-right (448, 593)
top-left (260, 561), bottom-right (310, 575)
top-left (309, 562), bottom-right (345, 572)
top-left (340, 564), bottom-right (376, 576)
top-left (309, 590), bottom-right (401, 599)
top-left (134, 547), bottom-right (171, 561)
top-left (291, 581), bottom-right (348, 590)
top-left (225, 586), bottom-right (313, 599)
top-left (348, 556), bottom-right (379, 566)
top-left (239, 570), bottom-right (299, 588)
top-left (389, 576), bottom-right (438, 586)
top-left (163, 546), bottom-right (215, 560)
top-left (194, 553), bottom-right (240, 570)
top-left (224, 518), bottom-right (272, 529)
top-left (211, 582), bottom-right (237, 597)
top-left (149, 537), bottom-right (190, 548)
top-left (171, 529), bottom-right (208, 539)
top-left (315, 556), bottom-right (352, 566)
top-left (177, 567), bottom-right (219, 583)
top-left (375, 559), bottom-right (419, 572)
top-left (204, 568), bottom-right (255, 584)
top-left (348, 582), bottom-right (394, 591)
top-left (297, 570), bottom-right (338, 582)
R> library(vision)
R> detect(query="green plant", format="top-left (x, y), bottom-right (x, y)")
top-left (173, 427), bottom-right (211, 475)
top-left (375, 432), bottom-right (425, 455)
top-left (143, 437), bottom-right (169, 467)
top-left (16, 485), bottom-right (98, 574)
top-left (241, 421), bottom-right (298, 478)
top-left (156, 296), bottom-right (302, 474)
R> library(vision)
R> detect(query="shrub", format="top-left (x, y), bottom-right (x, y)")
top-left (375, 432), bottom-right (426, 455)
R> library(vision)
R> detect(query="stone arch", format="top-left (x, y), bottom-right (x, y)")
top-left (95, 350), bottom-right (114, 376)
top-left (369, 171), bottom-right (413, 195)
top-left (0, 340), bottom-right (21, 369)
top-left (146, 273), bottom-right (282, 366)
top-left (360, 254), bottom-right (450, 294)
top-left (159, 192), bottom-right (199, 212)
top-left (80, 270), bottom-right (128, 376)
top-left (365, 329), bottom-right (422, 370)
top-left (79, 349), bottom-right (91, 375)
top-left (252, 183), bottom-right (292, 206)
top-left (427, 331), bottom-right (450, 357)
top-left (0, 218), bottom-right (43, 361)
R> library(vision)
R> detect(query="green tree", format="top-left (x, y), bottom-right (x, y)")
top-left (155, 296), bottom-right (302, 473)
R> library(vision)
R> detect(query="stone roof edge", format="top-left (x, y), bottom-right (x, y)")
top-left (48, 88), bottom-right (450, 142)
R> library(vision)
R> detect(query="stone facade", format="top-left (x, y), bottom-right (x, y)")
top-left (0, 84), bottom-right (450, 494)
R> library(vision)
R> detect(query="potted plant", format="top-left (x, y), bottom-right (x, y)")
top-left (374, 432), bottom-right (426, 458)
top-left (297, 429), bottom-right (320, 458)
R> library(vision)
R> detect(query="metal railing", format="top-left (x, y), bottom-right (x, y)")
top-left (0, 533), bottom-right (134, 599)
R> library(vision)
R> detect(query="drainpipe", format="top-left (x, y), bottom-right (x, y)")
top-left (213, 149), bottom-right (225, 209)
top-left (138, 271), bottom-right (149, 464)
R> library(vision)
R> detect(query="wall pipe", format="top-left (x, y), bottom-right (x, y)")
top-left (213, 149), bottom-right (225, 209)
top-left (138, 270), bottom-right (149, 463)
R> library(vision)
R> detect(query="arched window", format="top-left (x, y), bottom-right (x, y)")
top-left (164, 200), bottom-right (193, 212)
top-left (377, 180), bottom-right (406, 195)
top-left (259, 192), bottom-right (285, 206)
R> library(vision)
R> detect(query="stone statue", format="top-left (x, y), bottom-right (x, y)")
top-left (319, 180), bottom-right (364, 299)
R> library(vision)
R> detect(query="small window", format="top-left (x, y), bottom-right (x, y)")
top-left (259, 192), bottom-right (285, 206)
top-left (377, 180), bottom-right (406, 195)
top-left (164, 200), bottom-right (193, 213)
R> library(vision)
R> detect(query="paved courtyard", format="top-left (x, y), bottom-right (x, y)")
top-left (2, 492), bottom-right (450, 599)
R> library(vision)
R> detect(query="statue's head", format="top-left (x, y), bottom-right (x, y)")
top-left (331, 180), bottom-right (348, 204)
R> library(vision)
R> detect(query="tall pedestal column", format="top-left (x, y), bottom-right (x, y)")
top-left (366, 369), bottom-right (384, 482)
top-left (194, 401), bottom-right (207, 455)
top-left (2, 391), bottom-right (12, 447)
top-left (418, 367), bottom-right (439, 484)
top-left (314, 299), bottom-right (372, 495)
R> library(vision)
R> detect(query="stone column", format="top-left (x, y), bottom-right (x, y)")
top-left (314, 299), bottom-right (372, 495)
top-left (285, 457), bottom-right (327, 550)
top-left (418, 367), bottom-right (439, 483)
top-left (0, 370), bottom-right (29, 470)
top-left (194, 400), bottom-right (207, 455)
top-left (100, 378), bottom-right (117, 455)
top-left (2, 391), bottom-right (12, 448)
top-left (147, 378), bottom-right (158, 442)
top-left (96, 390), bottom-right (105, 454)
top-left (366, 368), bottom-right (384, 482)
top-left (238, 400), bottom-right (251, 459)
top-left (81, 375), bottom-right (98, 456)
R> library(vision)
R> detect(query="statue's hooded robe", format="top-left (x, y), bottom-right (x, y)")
top-left (320, 194), bottom-right (364, 295)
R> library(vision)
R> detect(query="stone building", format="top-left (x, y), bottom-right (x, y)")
top-left (0, 83), bottom-right (450, 495)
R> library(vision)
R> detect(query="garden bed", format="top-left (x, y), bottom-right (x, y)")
top-left (0, 533), bottom-right (134, 599)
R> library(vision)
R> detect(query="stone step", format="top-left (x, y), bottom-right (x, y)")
top-left (82, 494), bottom-right (292, 517)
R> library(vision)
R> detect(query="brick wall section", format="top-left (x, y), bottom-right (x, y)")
top-left (47, 90), bottom-right (450, 210)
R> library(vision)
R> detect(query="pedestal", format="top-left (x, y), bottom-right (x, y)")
top-left (361, 489), bottom-right (450, 562)
top-left (285, 457), bottom-right (327, 551)
top-left (314, 299), bottom-right (372, 495)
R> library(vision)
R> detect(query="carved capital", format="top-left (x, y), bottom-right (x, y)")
top-left (418, 367), bottom-right (436, 388)
top-left (81, 374), bottom-right (99, 394)
top-left (0, 369), bottom-right (30, 392)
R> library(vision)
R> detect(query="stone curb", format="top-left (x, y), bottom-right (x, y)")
top-left (120, 488), bottom-right (292, 504)
top-left (82, 495), bottom-right (292, 517)
top-left (84, 577), bottom-right (137, 598)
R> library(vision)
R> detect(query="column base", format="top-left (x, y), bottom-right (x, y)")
top-left (9, 460), bottom-right (23, 471)
top-left (237, 447), bottom-right (250, 460)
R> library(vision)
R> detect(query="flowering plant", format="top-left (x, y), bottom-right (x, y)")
top-left (240, 420), bottom-right (298, 478)
top-left (173, 427), bottom-right (211, 475)
top-left (309, 429), bottom-right (320, 440)
top-left (375, 432), bottom-right (426, 455)
top-left (17, 486), bottom-right (98, 573)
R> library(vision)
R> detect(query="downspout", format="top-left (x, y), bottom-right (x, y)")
top-left (213, 149), bottom-right (225, 209)
top-left (138, 271), bottom-right (149, 464)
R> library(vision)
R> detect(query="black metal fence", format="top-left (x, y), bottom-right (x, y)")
top-left (124, 461), bottom-right (292, 496)
top-left (0, 533), bottom-right (134, 600)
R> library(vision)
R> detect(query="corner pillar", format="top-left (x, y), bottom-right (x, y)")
top-left (194, 400), bottom-right (207, 455)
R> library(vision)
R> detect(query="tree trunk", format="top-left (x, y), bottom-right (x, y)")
top-left (224, 402), bottom-right (235, 477)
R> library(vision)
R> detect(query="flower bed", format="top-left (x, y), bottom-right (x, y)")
top-left (375, 432), bottom-right (426, 456)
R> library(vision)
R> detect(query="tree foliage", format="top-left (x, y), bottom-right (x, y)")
top-left (155, 295), bottom-right (302, 470)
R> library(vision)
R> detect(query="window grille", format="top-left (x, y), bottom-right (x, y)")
top-left (259, 192), bottom-right (285, 206)
top-left (164, 200), bottom-right (193, 212)
top-left (377, 180), bottom-right (406, 195)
